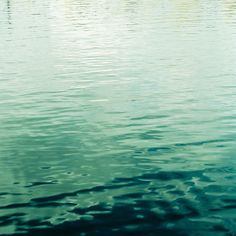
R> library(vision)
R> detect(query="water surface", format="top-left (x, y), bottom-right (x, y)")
top-left (1, 0), bottom-right (236, 235)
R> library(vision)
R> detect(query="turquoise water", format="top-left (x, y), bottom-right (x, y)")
top-left (1, 0), bottom-right (236, 235)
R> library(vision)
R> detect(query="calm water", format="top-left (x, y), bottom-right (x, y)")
top-left (1, 0), bottom-right (236, 235)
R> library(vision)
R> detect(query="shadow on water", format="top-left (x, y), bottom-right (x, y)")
top-left (6, 0), bottom-right (12, 24)
top-left (0, 202), bottom-right (188, 236)
top-left (1, 170), bottom-right (235, 235)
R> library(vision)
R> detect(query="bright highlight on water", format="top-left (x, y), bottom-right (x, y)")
top-left (1, 0), bottom-right (236, 235)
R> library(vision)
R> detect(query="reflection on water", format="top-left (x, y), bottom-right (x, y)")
top-left (1, 0), bottom-right (236, 235)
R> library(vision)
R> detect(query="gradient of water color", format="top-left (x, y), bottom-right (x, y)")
top-left (1, 0), bottom-right (236, 235)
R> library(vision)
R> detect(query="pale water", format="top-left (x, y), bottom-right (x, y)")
top-left (1, 0), bottom-right (236, 235)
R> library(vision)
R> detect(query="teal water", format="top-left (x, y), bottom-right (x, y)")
top-left (1, 0), bottom-right (236, 235)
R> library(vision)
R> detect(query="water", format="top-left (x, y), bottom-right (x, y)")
top-left (1, 0), bottom-right (236, 235)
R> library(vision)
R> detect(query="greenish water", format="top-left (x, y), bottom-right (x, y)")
top-left (1, 0), bottom-right (236, 235)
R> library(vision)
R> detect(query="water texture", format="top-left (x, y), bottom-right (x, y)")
top-left (1, 0), bottom-right (236, 235)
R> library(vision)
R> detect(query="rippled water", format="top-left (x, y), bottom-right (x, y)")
top-left (1, 0), bottom-right (236, 235)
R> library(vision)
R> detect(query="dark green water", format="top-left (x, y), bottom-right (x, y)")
top-left (1, 0), bottom-right (236, 235)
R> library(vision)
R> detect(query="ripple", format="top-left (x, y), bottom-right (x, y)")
top-left (1, 0), bottom-right (236, 235)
